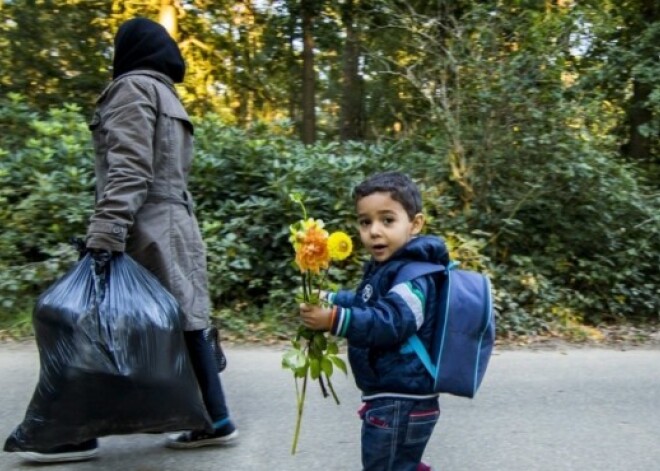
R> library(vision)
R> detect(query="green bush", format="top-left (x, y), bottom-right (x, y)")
top-left (1, 97), bottom-right (658, 339)
top-left (0, 96), bottom-right (92, 315)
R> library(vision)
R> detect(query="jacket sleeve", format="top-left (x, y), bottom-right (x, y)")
top-left (86, 79), bottom-right (157, 252)
top-left (327, 289), bottom-right (355, 307)
top-left (330, 276), bottom-right (431, 348)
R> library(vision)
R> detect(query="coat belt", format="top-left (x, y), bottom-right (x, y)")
top-left (145, 190), bottom-right (194, 215)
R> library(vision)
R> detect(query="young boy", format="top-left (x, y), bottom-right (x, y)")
top-left (300, 171), bottom-right (449, 471)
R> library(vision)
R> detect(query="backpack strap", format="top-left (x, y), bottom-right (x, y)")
top-left (393, 261), bottom-right (446, 286)
top-left (396, 261), bottom-right (460, 378)
top-left (407, 334), bottom-right (437, 377)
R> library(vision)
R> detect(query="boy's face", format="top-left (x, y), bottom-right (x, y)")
top-left (356, 191), bottom-right (424, 262)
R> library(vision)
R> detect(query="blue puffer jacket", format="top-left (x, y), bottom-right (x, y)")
top-left (329, 235), bottom-right (449, 399)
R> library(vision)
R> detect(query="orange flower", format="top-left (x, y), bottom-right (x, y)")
top-left (295, 223), bottom-right (330, 273)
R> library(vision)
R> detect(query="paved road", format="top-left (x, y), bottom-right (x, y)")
top-left (0, 342), bottom-right (658, 471)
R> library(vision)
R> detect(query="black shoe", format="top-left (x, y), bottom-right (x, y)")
top-left (166, 421), bottom-right (238, 449)
top-left (16, 438), bottom-right (99, 463)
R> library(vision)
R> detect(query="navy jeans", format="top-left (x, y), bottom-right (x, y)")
top-left (184, 330), bottom-right (229, 424)
top-left (360, 397), bottom-right (440, 471)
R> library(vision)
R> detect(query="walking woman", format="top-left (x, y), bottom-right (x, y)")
top-left (17, 17), bottom-right (238, 463)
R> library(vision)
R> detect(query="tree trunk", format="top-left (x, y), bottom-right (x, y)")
top-left (624, 80), bottom-right (653, 161)
top-left (301, 1), bottom-right (316, 145)
top-left (622, 0), bottom-right (658, 162)
top-left (287, 7), bottom-right (298, 126)
top-left (340, 0), bottom-right (364, 141)
top-left (158, 0), bottom-right (178, 39)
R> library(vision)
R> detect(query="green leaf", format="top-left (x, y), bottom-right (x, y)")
top-left (329, 355), bottom-right (348, 375)
top-left (289, 192), bottom-right (303, 204)
top-left (294, 365), bottom-right (308, 378)
top-left (311, 332), bottom-right (327, 352)
top-left (282, 349), bottom-right (306, 371)
top-left (321, 357), bottom-right (333, 377)
top-left (297, 326), bottom-right (314, 340)
top-left (326, 341), bottom-right (339, 355)
top-left (309, 358), bottom-right (321, 379)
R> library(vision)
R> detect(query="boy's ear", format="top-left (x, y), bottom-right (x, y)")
top-left (411, 213), bottom-right (425, 235)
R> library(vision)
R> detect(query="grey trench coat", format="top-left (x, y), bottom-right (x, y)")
top-left (86, 70), bottom-right (210, 330)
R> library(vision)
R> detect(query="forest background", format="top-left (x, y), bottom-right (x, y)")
top-left (0, 0), bottom-right (658, 344)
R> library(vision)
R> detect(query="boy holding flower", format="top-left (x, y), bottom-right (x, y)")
top-left (300, 171), bottom-right (449, 471)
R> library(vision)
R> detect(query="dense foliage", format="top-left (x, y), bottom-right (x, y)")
top-left (1, 96), bottom-right (657, 339)
top-left (1, 1), bottom-right (658, 158)
top-left (1, 1), bottom-right (658, 338)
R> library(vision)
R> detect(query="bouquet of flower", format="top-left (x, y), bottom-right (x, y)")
top-left (281, 193), bottom-right (352, 455)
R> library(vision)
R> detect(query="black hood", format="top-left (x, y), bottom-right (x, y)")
top-left (112, 17), bottom-right (185, 83)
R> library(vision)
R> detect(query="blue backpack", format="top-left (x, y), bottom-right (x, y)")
top-left (395, 261), bottom-right (495, 398)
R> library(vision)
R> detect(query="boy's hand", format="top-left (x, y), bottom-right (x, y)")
top-left (299, 303), bottom-right (333, 331)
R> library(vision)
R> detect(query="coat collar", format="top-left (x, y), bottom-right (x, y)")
top-left (96, 69), bottom-right (177, 104)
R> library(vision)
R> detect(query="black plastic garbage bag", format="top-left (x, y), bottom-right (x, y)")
top-left (4, 253), bottom-right (211, 452)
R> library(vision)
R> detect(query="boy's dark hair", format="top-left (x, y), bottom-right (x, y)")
top-left (353, 171), bottom-right (423, 219)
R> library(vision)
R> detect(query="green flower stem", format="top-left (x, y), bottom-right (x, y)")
top-left (317, 374), bottom-right (329, 398)
top-left (301, 272), bottom-right (309, 303)
top-left (325, 373), bottom-right (340, 405)
top-left (291, 365), bottom-right (309, 455)
top-left (316, 270), bottom-right (328, 300)
top-left (307, 273), bottom-right (313, 303)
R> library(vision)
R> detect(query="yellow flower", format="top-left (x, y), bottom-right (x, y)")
top-left (328, 231), bottom-right (353, 261)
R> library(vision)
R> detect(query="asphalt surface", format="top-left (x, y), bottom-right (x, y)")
top-left (0, 342), bottom-right (658, 470)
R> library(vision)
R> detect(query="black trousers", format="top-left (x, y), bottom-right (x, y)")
top-left (184, 330), bottom-right (229, 423)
